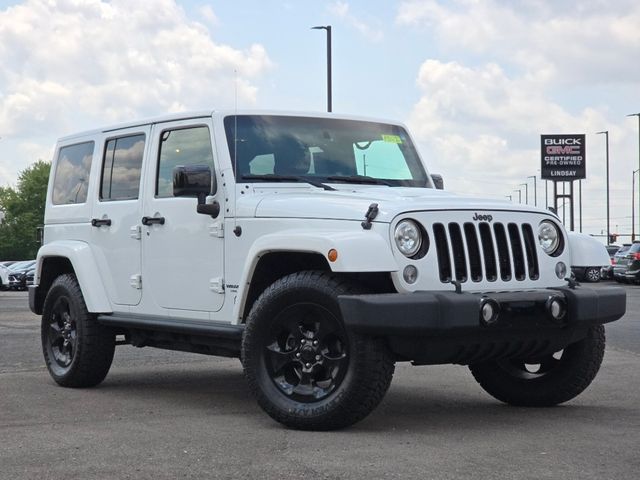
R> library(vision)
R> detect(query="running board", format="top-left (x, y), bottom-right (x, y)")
top-left (97, 313), bottom-right (244, 358)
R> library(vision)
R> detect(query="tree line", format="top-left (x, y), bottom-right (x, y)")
top-left (0, 161), bottom-right (51, 260)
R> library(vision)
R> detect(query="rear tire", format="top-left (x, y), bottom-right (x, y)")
top-left (469, 325), bottom-right (605, 406)
top-left (41, 274), bottom-right (115, 387)
top-left (584, 267), bottom-right (601, 283)
top-left (242, 271), bottom-right (395, 430)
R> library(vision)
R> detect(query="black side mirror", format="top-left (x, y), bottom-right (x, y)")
top-left (173, 165), bottom-right (219, 218)
top-left (173, 164), bottom-right (213, 199)
top-left (431, 174), bottom-right (444, 190)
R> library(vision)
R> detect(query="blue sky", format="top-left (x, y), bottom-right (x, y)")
top-left (1, 0), bottom-right (639, 239)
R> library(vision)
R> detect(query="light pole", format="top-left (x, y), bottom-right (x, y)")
top-left (628, 113), bottom-right (640, 241)
top-left (312, 25), bottom-right (332, 113)
top-left (505, 195), bottom-right (512, 202)
top-left (519, 183), bottom-right (529, 204)
top-left (633, 169), bottom-right (639, 242)
top-left (527, 175), bottom-right (537, 206)
top-left (596, 130), bottom-right (610, 244)
top-left (514, 189), bottom-right (522, 203)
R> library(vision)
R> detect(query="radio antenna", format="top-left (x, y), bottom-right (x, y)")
top-left (232, 69), bottom-right (241, 236)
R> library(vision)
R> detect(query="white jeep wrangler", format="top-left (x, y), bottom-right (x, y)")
top-left (30, 111), bottom-right (626, 430)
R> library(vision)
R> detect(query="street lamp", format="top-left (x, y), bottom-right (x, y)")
top-left (311, 25), bottom-right (332, 113)
top-left (519, 183), bottom-right (529, 205)
top-left (527, 175), bottom-right (537, 207)
top-left (628, 113), bottom-right (640, 242)
top-left (514, 189), bottom-right (522, 203)
top-left (596, 131), bottom-right (610, 244)
top-left (505, 194), bottom-right (512, 202)
top-left (633, 169), bottom-right (639, 242)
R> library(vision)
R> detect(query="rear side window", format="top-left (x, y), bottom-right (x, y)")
top-left (52, 142), bottom-right (95, 205)
top-left (100, 134), bottom-right (145, 201)
top-left (156, 126), bottom-right (214, 198)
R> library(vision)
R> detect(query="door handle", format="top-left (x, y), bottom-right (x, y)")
top-left (91, 218), bottom-right (112, 227)
top-left (141, 216), bottom-right (166, 226)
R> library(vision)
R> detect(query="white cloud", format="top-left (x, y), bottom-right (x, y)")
top-left (328, 1), bottom-right (384, 42)
top-left (397, 0), bottom-right (640, 86)
top-left (0, 0), bottom-right (272, 186)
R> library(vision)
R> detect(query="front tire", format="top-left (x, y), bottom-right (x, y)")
top-left (242, 271), bottom-right (395, 430)
top-left (469, 325), bottom-right (605, 406)
top-left (41, 274), bottom-right (115, 387)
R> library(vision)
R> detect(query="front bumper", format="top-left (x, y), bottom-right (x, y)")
top-left (339, 286), bottom-right (626, 365)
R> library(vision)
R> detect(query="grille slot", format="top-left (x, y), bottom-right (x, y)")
top-left (479, 223), bottom-right (497, 281)
top-left (448, 223), bottom-right (468, 282)
top-left (432, 219), bottom-right (539, 284)
top-left (463, 223), bottom-right (482, 282)
top-left (522, 224), bottom-right (540, 280)
top-left (433, 223), bottom-right (451, 282)
top-left (493, 223), bottom-right (512, 281)
top-left (508, 223), bottom-right (526, 281)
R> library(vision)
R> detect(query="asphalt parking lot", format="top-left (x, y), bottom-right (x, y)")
top-left (1, 283), bottom-right (639, 480)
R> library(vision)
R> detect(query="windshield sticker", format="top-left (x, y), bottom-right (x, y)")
top-left (381, 134), bottom-right (402, 144)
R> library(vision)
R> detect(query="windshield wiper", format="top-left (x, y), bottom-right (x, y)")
top-left (326, 175), bottom-right (392, 186)
top-left (241, 174), bottom-right (336, 191)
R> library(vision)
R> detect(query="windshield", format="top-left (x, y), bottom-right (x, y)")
top-left (224, 115), bottom-right (429, 187)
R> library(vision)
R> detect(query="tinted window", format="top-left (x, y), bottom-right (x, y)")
top-left (157, 127), bottom-right (214, 198)
top-left (52, 142), bottom-right (94, 205)
top-left (101, 134), bottom-right (145, 201)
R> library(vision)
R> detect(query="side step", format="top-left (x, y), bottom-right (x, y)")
top-left (98, 313), bottom-right (244, 358)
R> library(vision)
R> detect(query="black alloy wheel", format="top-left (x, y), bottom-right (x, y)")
top-left (469, 325), bottom-right (605, 407)
top-left (264, 302), bottom-right (349, 402)
top-left (44, 296), bottom-right (78, 373)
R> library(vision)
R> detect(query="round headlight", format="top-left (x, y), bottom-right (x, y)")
top-left (394, 220), bottom-right (422, 257)
top-left (538, 220), bottom-right (561, 255)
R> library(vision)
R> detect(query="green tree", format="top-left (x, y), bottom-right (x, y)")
top-left (0, 160), bottom-right (51, 260)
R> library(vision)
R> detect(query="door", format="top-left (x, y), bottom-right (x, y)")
top-left (91, 127), bottom-right (149, 306)
top-left (141, 119), bottom-right (225, 313)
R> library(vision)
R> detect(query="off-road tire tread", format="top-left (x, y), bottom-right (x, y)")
top-left (242, 270), bottom-right (395, 430)
top-left (42, 273), bottom-right (115, 388)
top-left (469, 325), bottom-right (605, 406)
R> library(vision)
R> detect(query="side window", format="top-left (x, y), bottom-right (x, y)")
top-left (100, 134), bottom-right (145, 201)
top-left (52, 141), bottom-right (95, 205)
top-left (353, 139), bottom-right (412, 179)
top-left (157, 126), bottom-right (214, 198)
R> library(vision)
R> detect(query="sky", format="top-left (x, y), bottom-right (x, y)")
top-left (1, 0), bottom-right (639, 240)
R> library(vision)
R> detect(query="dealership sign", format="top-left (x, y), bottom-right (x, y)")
top-left (540, 134), bottom-right (586, 180)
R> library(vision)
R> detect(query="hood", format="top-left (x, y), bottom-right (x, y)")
top-left (238, 185), bottom-right (549, 223)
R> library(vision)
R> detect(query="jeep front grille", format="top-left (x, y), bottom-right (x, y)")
top-left (433, 222), bottom-right (539, 283)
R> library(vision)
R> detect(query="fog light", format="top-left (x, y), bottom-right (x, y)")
top-left (479, 298), bottom-right (500, 326)
top-left (546, 296), bottom-right (566, 322)
top-left (555, 262), bottom-right (567, 279)
top-left (403, 265), bottom-right (418, 284)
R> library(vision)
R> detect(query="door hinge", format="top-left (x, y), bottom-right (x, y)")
top-left (130, 225), bottom-right (142, 240)
top-left (209, 277), bottom-right (225, 294)
top-left (130, 274), bottom-right (142, 290)
top-left (209, 222), bottom-right (224, 238)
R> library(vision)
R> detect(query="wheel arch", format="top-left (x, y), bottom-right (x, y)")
top-left (32, 241), bottom-right (112, 314)
top-left (236, 248), bottom-right (397, 324)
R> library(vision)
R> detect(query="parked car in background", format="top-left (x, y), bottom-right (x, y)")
top-left (6, 260), bottom-right (36, 291)
top-left (568, 232), bottom-right (610, 282)
top-left (613, 241), bottom-right (640, 284)
top-left (601, 244), bottom-right (623, 280)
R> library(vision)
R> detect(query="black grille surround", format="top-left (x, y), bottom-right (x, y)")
top-left (432, 220), bottom-right (540, 284)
